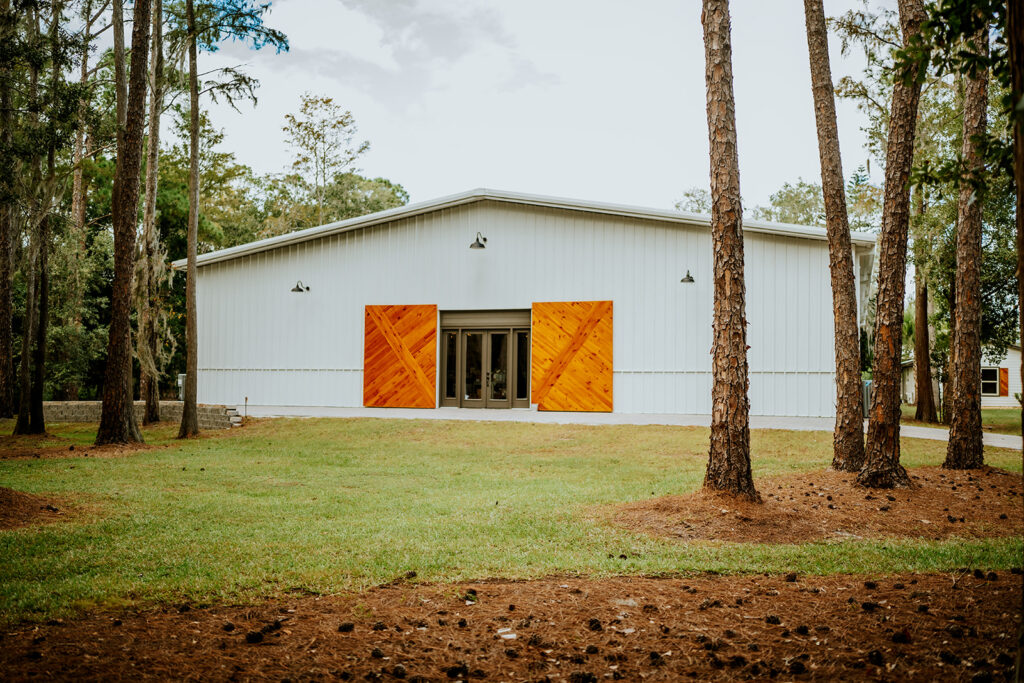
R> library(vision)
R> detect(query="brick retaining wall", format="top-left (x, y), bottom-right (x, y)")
top-left (42, 401), bottom-right (239, 429)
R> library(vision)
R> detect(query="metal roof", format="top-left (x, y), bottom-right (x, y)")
top-left (170, 187), bottom-right (877, 270)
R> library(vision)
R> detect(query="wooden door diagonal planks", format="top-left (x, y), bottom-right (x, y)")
top-left (363, 304), bottom-right (437, 408)
top-left (531, 301), bottom-right (613, 412)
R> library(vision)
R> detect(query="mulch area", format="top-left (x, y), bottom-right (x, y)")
top-left (0, 487), bottom-right (68, 530)
top-left (614, 466), bottom-right (1024, 543)
top-left (1, 572), bottom-right (1021, 681)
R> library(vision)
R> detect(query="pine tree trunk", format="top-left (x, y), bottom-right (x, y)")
top-left (0, 198), bottom-right (11, 419)
top-left (111, 0), bottom-right (126, 136)
top-left (803, 0), bottom-right (865, 472)
top-left (913, 269), bottom-right (937, 421)
top-left (700, 0), bottom-right (759, 502)
top-left (140, 0), bottom-right (163, 425)
top-left (944, 26), bottom-right (988, 470)
top-left (858, 0), bottom-right (925, 489)
top-left (27, 0), bottom-right (62, 435)
top-left (1004, 3), bottom-right (1024, 675)
top-left (178, 0), bottom-right (200, 439)
top-left (0, 0), bottom-right (13, 418)
top-left (13, 8), bottom-right (41, 436)
top-left (28, 215), bottom-right (47, 434)
top-left (65, 0), bottom-right (94, 401)
top-left (13, 240), bottom-right (38, 435)
top-left (1007, 0), bottom-right (1023, 472)
top-left (942, 274), bottom-right (956, 424)
top-left (96, 0), bottom-right (151, 445)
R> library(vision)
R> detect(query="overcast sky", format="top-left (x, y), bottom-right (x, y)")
top-left (196, 0), bottom-right (890, 212)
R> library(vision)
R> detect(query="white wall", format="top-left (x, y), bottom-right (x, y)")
top-left (196, 200), bottom-right (864, 417)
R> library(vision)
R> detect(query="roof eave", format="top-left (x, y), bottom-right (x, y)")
top-left (170, 188), bottom-right (877, 270)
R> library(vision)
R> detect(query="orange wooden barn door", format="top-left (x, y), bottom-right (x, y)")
top-left (363, 305), bottom-right (437, 408)
top-left (531, 301), bottom-right (613, 412)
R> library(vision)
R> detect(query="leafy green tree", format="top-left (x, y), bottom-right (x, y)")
top-left (283, 94), bottom-right (370, 226)
top-left (173, 0), bottom-right (288, 438)
top-left (750, 179), bottom-right (826, 225)
top-left (674, 187), bottom-right (711, 213)
top-left (832, 0), bottom-right (1018, 432)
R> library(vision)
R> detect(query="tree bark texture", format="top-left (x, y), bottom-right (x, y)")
top-left (28, 0), bottom-right (63, 435)
top-left (111, 0), bottom-right (126, 138)
top-left (13, 234), bottom-right (38, 435)
top-left (14, 8), bottom-right (41, 435)
top-left (0, 0), bottom-right (14, 418)
top-left (858, 0), bottom-right (925, 489)
top-left (178, 0), bottom-right (199, 439)
top-left (65, 0), bottom-right (93, 401)
top-left (28, 214), bottom-right (47, 433)
top-left (942, 273), bottom-right (956, 424)
top-left (913, 268), bottom-right (937, 421)
top-left (700, 0), bottom-right (759, 502)
top-left (803, 0), bottom-right (865, 472)
top-left (1006, 0), bottom-right (1023, 477)
top-left (944, 26), bottom-right (988, 470)
top-left (139, 0), bottom-right (163, 425)
top-left (1002, 5), bottom-right (1023, 677)
top-left (96, 0), bottom-right (151, 445)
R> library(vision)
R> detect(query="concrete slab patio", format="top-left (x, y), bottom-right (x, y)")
top-left (242, 405), bottom-right (1022, 451)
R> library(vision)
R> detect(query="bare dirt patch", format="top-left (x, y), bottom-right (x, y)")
top-left (0, 487), bottom-right (68, 530)
top-left (1, 572), bottom-right (1021, 681)
top-left (614, 467), bottom-right (1024, 544)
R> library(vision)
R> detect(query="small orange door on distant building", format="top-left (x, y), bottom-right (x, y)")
top-left (363, 304), bottom-right (437, 408)
top-left (531, 300), bottom-right (613, 412)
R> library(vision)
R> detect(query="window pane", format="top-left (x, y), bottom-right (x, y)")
top-left (516, 331), bottom-right (529, 400)
top-left (465, 333), bottom-right (482, 400)
top-left (490, 333), bottom-right (508, 400)
top-left (444, 332), bottom-right (457, 399)
top-left (981, 368), bottom-right (998, 382)
top-left (981, 382), bottom-right (998, 395)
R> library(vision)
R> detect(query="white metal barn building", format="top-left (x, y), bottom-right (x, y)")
top-left (171, 189), bottom-right (876, 417)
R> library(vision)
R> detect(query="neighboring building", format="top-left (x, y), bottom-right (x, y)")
top-left (982, 346), bottom-right (1021, 408)
top-left (901, 345), bottom-right (1021, 409)
top-left (170, 189), bottom-right (876, 417)
top-left (900, 357), bottom-right (938, 408)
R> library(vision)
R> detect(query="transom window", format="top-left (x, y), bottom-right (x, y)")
top-left (981, 367), bottom-right (999, 396)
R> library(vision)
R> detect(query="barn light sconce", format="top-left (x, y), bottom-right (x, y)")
top-left (680, 270), bottom-right (695, 283)
top-left (291, 280), bottom-right (310, 292)
top-left (470, 232), bottom-right (487, 249)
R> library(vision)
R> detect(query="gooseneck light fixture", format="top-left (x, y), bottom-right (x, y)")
top-left (470, 232), bottom-right (487, 249)
top-left (680, 270), bottom-right (695, 283)
top-left (291, 280), bottom-right (310, 292)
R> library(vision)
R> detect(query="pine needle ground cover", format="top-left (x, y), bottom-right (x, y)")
top-left (0, 417), bottom-right (1020, 626)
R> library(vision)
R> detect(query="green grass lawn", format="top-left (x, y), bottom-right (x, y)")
top-left (901, 404), bottom-right (1022, 435)
top-left (1, 417), bottom-right (1021, 624)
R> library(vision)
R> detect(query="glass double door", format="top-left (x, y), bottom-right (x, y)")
top-left (441, 328), bottom-right (530, 408)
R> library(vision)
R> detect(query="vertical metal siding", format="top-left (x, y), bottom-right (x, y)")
top-left (196, 200), bottom-right (842, 416)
